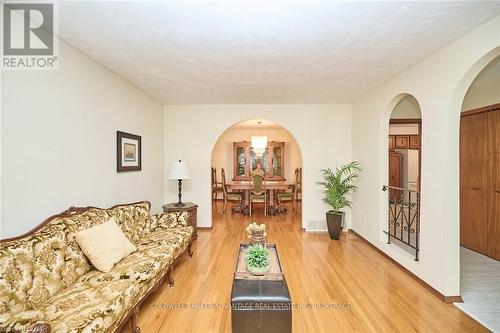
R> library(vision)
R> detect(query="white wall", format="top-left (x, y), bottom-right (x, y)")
top-left (1, 40), bottom-right (164, 238)
top-left (391, 95), bottom-right (421, 119)
top-left (462, 59), bottom-right (500, 111)
top-left (351, 15), bottom-right (500, 297)
top-left (164, 104), bottom-right (351, 231)
top-left (211, 126), bottom-right (302, 183)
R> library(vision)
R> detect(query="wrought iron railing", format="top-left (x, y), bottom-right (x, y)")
top-left (382, 185), bottom-right (420, 261)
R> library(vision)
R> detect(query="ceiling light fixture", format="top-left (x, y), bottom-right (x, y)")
top-left (251, 121), bottom-right (268, 156)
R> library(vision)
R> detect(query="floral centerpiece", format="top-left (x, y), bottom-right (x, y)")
top-left (246, 222), bottom-right (267, 245)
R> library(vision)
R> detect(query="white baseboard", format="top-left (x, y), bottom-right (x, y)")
top-left (306, 219), bottom-right (327, 232)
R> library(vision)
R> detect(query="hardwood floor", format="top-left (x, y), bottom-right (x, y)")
top-left (121, 202), bottom-right (487, 333)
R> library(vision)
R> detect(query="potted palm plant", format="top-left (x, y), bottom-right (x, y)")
top-left (319, 162), bottom-right (362, 240)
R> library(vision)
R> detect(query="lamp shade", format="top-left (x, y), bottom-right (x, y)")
top-left (168, 160), bottom-right (191, 180)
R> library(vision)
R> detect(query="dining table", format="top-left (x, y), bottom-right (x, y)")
top-left (225, 180), bottom-right (295, 215)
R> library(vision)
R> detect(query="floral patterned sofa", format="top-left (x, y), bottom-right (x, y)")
top-left (0, 201), bottom-right (194, 333)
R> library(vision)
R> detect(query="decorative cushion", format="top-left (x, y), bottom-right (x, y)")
top-left (75, 218), bottom-right (136, 272)
top-left (226, 192), bottom-right (243, 200)
top-left (153, 211), bottom-right (190, 230)
top-left (277, 192), bottom-right (293, 201)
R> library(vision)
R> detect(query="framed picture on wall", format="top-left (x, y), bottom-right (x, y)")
top-left (117, 131), bottom-right (142, 172)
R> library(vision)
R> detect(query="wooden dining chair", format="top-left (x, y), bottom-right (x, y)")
top-left (277, 168), bottom-right (298, 213)
top-left (211, 167), bottom-right (223, 204)
top-left (250, 174), bottom-right (267, 216)
top-left (221, 168), bottom-right (244, 213)
top-left (296, 167), bottom-right (303, 202)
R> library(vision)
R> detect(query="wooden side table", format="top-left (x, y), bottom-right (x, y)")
top-left (162, 202), bottom-right (198, 240)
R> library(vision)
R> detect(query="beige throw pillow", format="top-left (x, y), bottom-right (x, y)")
top-left (75, 217), bottom-right (136, 272)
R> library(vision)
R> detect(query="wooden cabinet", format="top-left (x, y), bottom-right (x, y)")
top-left (233, 142), bottom-right (249, 180)
top-left (460, 112), bottom-right (489, 255)
top-left (409, 135), bottom-right (420, 149)
top-left (395, 135), bottom-right (409, 149)
top-left (233, 141), bottom-right (285, 181)
top-left (388, 136), bottom-right (395, 150)
top-left (389, 135), bottom-right (419, 150)
top-left (389, 152), bottom-right (402, 200)
top-left (460, 107), bottom-right (500, 260)
top-left (487, 109), bottom-right (500, 259)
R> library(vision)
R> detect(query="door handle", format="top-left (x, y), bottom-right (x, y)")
top-left (472, 187), bottom-right (480, 190)
top-left (496, 190), bottom-right (500, 194)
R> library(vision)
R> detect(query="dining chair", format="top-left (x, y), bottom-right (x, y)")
top-left (211, 167), bottom-right (223, 204)
top-left (250, 174), bottom-right (267, 216)
top-left (296, 167), bottom-right (303, 202)
top-left (276, 168), bottom-right (298, 213)
top-left (221, 168), bottom-right (244, 213)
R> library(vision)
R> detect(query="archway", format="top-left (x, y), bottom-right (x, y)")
top-left (210, 118), bottom-right (303, 227)
top-left (456, 53), bottom-right (500, 330)
top-left (384, 94), bottom-right (422, 260)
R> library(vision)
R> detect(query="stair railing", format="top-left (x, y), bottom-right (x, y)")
top-left (382, 185), bottom-right (420, 261)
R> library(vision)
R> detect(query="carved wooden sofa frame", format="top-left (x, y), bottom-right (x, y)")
top-left (0, 201), bottom-right (194, 333)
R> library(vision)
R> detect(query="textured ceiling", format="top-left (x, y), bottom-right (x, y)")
top-left (56, 1), bottom-right (500, 104)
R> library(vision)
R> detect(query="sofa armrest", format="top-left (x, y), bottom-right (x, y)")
top-left (150, 211), bottom-right (190, 230)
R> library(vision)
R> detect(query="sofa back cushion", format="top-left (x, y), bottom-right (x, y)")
top-left (0, 201), bottom-right (151, 314)
top-left (0, 238), bottom-right (34, 314)
top-left (0, 223), bottom-right (89, 313)
top-left (156, 211), bottom-right (190, 230)
top-left (110, 202), bottom-right (152, 242)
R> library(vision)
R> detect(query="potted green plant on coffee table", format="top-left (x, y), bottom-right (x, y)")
top-left (245, 244), bottom-right (270, 275)
top-left (319, 162), bottom-right (362, 240)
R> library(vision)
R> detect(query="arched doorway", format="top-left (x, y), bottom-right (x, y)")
top-left (385, 94), bottom-right (422, 260)
top-left (456, 54), bottom-right (500, 330)
top-left (210, 118), bottom-right (303, 227)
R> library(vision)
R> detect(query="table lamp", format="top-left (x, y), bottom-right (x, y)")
top-left (168, 159), bottom-right (191, 206)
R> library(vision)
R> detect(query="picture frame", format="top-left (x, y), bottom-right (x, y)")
top-left (117, 131), bottom-right (142, 172)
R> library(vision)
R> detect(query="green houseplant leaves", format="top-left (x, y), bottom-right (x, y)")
top-left (319, 162), bottom-right (362, 214)
top-left (245, 244), bottom-right (270, 271)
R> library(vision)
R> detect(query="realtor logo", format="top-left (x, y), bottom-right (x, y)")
top-left (1, 2), bottom-right (58, 69)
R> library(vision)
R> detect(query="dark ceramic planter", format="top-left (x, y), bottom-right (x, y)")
top-left (326, 211), bottom-right (345, 240)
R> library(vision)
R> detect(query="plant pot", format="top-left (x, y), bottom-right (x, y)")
top-left (326, 211), bottom-right (345, 240)
top-left (246, 263), bottom-right (270, 275)
top-left (249, 230), bottom-right (265, 245)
